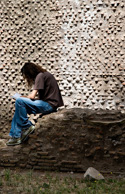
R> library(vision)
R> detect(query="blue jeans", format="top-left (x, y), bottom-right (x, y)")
top-left (9, 97), bottom-right (54, 138)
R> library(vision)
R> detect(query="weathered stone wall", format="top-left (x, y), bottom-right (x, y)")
top-left (0, 0), bottom-right (125, 127)
top-left (0, 109), bottom-right (125, 174)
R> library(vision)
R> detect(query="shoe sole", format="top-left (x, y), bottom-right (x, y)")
top-left (6, 141), bottom-right (22, 146)
top-left (22, 127), bottom-right (35, 142)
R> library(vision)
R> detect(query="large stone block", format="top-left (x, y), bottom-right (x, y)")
top-left (0, 108), bottom-right (125, 174)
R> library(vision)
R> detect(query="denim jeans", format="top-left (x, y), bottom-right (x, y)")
top-left (9, 97), bottom-right (54, 138)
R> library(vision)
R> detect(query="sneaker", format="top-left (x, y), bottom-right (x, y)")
top-left (21, 125), bottom-right (35, 142)
top-left (6, 137), bottom-right (22, 146)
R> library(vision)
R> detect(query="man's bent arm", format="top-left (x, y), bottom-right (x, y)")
top-left (21, 90), bottom-right (38, 99)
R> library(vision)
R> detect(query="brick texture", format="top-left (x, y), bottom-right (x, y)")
top-left (0, 108), bottom-right (125, 173)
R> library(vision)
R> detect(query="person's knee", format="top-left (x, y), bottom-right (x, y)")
top-left (15, 97), bottom-right (24, 106)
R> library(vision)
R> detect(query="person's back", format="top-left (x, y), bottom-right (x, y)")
top-left (34, 71), bottom-right (64, 109)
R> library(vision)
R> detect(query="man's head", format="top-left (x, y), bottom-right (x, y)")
top-left (21, 62), bottom-right (46, 87)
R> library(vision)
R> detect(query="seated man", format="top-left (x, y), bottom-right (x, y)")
top-left (7, 62), bottom-right (64, 146)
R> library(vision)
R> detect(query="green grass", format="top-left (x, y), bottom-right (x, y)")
top-left (0, 169), bottom-right (125, 194)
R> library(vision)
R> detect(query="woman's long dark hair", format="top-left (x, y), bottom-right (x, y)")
top-left (21, 62), bottom-right (47, 87)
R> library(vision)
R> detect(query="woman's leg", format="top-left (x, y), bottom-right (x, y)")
top-left (9, 97), bottom-right (54, 138)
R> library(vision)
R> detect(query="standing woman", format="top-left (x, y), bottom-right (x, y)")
top-left (7, 62), bottom-right (64, 146)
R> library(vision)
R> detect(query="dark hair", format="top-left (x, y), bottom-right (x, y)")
top-left (21, 62), bottom-right (47, 87)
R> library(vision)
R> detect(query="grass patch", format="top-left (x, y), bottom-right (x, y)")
top-left (0, 169), bottom-right (125, 194)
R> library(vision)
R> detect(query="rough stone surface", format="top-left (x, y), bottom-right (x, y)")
top-left (0, 108), bottom-right (125, 174)
top-left (0, 139), bottom-right (6, 148)
top-left (84, 167), bottom-right (105, 180)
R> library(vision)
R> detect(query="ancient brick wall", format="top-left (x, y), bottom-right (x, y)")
top-left (0, 109), bottom-right (125, 174)
top-left (0, 0), bottom-right (125, 127)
